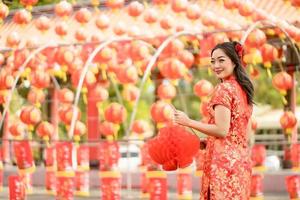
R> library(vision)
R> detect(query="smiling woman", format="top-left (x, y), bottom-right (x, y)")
top-left (173, 41), bottom-right (254, 200)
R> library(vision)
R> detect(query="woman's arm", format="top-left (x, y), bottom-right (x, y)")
top-left (174, 105), bottom-right (231, 138)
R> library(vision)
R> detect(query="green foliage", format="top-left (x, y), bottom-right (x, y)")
top-left (4, 0), bottom-right (68, 10)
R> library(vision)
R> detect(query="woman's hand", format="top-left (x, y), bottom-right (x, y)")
top-left (174, 109), bottom-right (191, 127)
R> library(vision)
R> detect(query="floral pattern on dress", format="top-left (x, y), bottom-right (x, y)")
top-left (200, 76), bottom-right (253, 200)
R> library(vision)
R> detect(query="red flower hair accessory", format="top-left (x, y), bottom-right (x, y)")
top-left (235, 43), bottom-right (243, 59)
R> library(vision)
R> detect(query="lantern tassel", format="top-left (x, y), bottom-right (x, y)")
top-left (266, 68), bottom-right (272, 78)
top-left (281, 95), bottom-right (288, 105)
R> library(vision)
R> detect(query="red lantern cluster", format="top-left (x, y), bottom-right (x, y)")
top-left (147, 124), bottom-right (200, 171)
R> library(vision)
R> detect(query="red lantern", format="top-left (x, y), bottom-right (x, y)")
top-left (286, 175), bottom-right (300, 199)
top-left (58, 88), bottom-right (74, 104)
top-left (106, 0), bottom-right (124, 9)
top-left (245, 29), bottom-right (266, 49)
top-left (59, 105), bottom-right (81, 125)
top-left (130, 41), bottom-right (151, 61)
top-left (99, 171), bottom-right (121, 200)
top-left (148, 124), bottom-right (200, 170)
top-left (55, 47), bottom-right (75, 66)
top-left (56, 142), bottom-right (74, 176)
top-left (193, 79), bottom-right (214, 98)
top-left (90, 84), bottom-right (109, 103)
top-left (186, 4), bottom-right (201, 21)
top-left (201, 11), bottom-right (216, 27)
top-left (55, 0), bottom-right (73, 18)
top-left (223, 0), bottom-right (240, 10)
top-left (56, 176), bottom-right (74, 199)
top-left (150, 101), bottom-right (174, 123)
top-left (31, 70), bottom-right (50, 89)
top-left (128, 1), bottom-right (144, 17)
top-left (238, 1), bottom-right (254, 17)
top-left (116, 65), bottom-right (138, 84)
top-left (160, 15), bottom-right (174, 30)
top-left (251, 144), bottom-right (266, 167)
top-left (98, 141), bottom-right (120, 170)
top-left (122, 84), bottom-right (140, 102)
top-left (99, 121), bottom-right (116, 137)
top-left (0, 69), bottom-right (14, 89)
top-left (95, 14), bottom-right (110, 31)
top-left (0, 3), bottom-right (9, 22)
top-left (171, 0), bottom-right (188, 13)
top-left (71, 69), bottom-right (96, 88)
top-left (74, 121), bottom-right (86, 141)
top-left (94, 47), bottom-right (115, 63)
top-left (27, 88), bottom-right (45, 106)
top-left (144, 8), bottom-right (158, 24)
top-left (272, 71), bottom-right (293, 95)
top-left (13, 141), bottom-right (35, 173)
top-left (160, 58), bottom-right (186, 80)
top-left (280, 111), bottom-right (297, 135)
top-left (178, 50), bottom-right (194, 69)
top-left (55, 21), bottom-right (68, 37)
top-left (9, 175), bottom-right (26, 200)
top-left (9, 122), bottom-right (26, 138)
top-left (20, 0), bottom-right (38, 9)
top-left (6, 31), bottom-right (21, 48)
top-left (13, 9), bottom-right (32, 26)
top-left (104, 103), bottom-right (127, 124)
top-left (75, 28), bottom-right (88, 42)
top-left (20, 106), bottom-right (41, 126)
top-left (36, 121), bottom-right (54, 141)
top-left (75, 8), bottom-right (91, 25)
top-left (260, 43), bottom-right (278, 68)
top-left (291, 144), bottom-right (300, 169)
top-left (132, 120), bottom-right (148, 134)
top-left (250, 174), bottom-right (264, 198)
top-left (157, 82), bottom-right (176, 100)
top-left (35, 15), bottom-right (50, 32)
top-left (291, 0), bottom-right (300, 7)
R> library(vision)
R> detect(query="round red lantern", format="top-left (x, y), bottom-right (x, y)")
top-left (55, 0), bottom-right (73, 18)
top-left (6, 31), bottom-right (21, 48)
top-left (128, 1), bottom-right (144, 17)
top-left (171, 0), bottom-right (188, 13)
top-left (260, 43), bottom-right (278, 69)
top-left (143, 8), bottom-right (158, 24)
top-left (150, 101), bottom-right (174, 123)
top-left (157, 82), bottom-right (176, 100)
top-left (35, 15), bottom-right (50, 32)
top-left (132, 119), bottom-right (148, 135)
top-left (186, 4), bottom-right (200, 21)
top-left (0, 69), bottom-right (14, 89)
top-left (113, 22), bottom-right (126, 36)
top-left (71, 69), bottom-right (96, 88)
top-left (0, 3), bottom-right (9, 22)
top-left (90, 84), bottom-right (109, 103)
top-left (160, 58), bottom-right (186, 80)
top-left (36, 121), bottom-right (54, 141)
top-left (99, 121), bottom-right (116, 137)
top-left (238, 1), bottom-right (254, 17)
top-left (27, 89), bottom-right (45, 106)
top-left (75, 8), bottom-right (91, 25)
top-left (122, 84), bottom-right (140, 102)
top-left (201, 11), bottom-right (216, 27)
top-left (160, 15), bottom-right (174, 30)
top-left (20, 106), bottom-right (41, 126)
top-left (55, 21), bottom-right (68, 37)
top-left (74, 121), bottom-right (86, 141)
top-left (59, 105), bottom-right (81, 125)
top-left (116, 65), bottom-right (138, 84)
top-left (75, 28), bottom-right (88, 42)
top-left (13, 9), bottom-right (32, 26)
top-left (245, 29), bottom-right (266, 49)
top-left (58, 88), bottom-right (74, 104)
top-left (106, 0), bottom-right (124, 10)
top-left (193, 79), bottom-right (214, 98)
top-left (104, 103), bottom-right (127, 124)
top-left (31, 70), bottom-right (50, 89)
top-left (9, 122), bottom-right (26, 138)
top-left (223, 0), bottom-right (239, 10)
top-left (95, 14), bottom-right (110, 31)
top-left (130, 41), bottom-right (151, 61)
top-left (272, 71), bottom-right (293, 95)
top-left (178, 50), bottom-right (194, 69)
top-left (280, 111), bottom-right (297, 135)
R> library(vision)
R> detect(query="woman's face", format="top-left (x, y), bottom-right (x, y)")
top-left (211, 48), bottom-right (235, 80)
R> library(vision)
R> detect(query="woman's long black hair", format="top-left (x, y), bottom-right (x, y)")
top-left (211, 41), bottom-right (254, 105)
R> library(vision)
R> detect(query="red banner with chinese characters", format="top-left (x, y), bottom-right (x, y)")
top-left (286, 175), bottom-right (300, 199)
top-left (45, 146), bottom-right (56, 171)
top-left (56, 142), bottom-right (74, 177)
top-left (250, 174), bottom-right (264, 198)
top-left (177, 168), bottom-right (192, 200)
top-left (13, 141), bottom-right (35, 174)
top-left (77, 145), bottom-right (89, 171)
top-left (45, 170), bottom-right (56, 195)
top-left (75, 170), bottom-right (89, 196)
top-left (146, 171), bottom-right (167, 200)
top-left (99, 171), bottom-right (121, 200)
top-left (56, 176), bottom-right (74, 200)
top-left (9, 175), bottom-right (26, 200)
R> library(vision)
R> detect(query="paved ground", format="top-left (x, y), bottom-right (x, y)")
top-left (0, 187), bottom-right (289, 200)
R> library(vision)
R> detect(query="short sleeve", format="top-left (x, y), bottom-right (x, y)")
top-left (210, 83), bottom-right (232, 110)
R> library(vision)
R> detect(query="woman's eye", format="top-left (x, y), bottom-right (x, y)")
top-left (211, 61), bottom-right (215, 64)
top-left (219, 59), bottom-right (224, 63)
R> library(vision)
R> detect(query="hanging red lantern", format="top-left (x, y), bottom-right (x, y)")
top-left (58, 88), bottom-right (74, 104)
top-left (245, 29), bottom-right (266, 49)
top-left (160, 15), bottom-right (174, 30)
top-left (0, 3), bottom-right (9, 22)
top-left (73, 121), bottom-right (86, 142)
top-left (260, 43), bottom-right (278, 69)
top-left (238, 1), bottom-right (254, 17)
top-left (71, 69), bottom-right (96, 88)
top-left (163, 39), bottom-right (185, 56)
top-left (116, 65), bottom-right (138, 84)
top-left (113, 22), bottom-right (126, 36)
top-left (99, 121), bottom-right (116, 137)
top-left (122, 84), bottom-right (140, 102)
top-left (91, 34), bottom-right (101, 43)
top-left (55, 0), bottom-right (73, 18)
top-left (98, 141), bottom-right (120, 170)
top-left (201, 11), bottom-right (216, 27)
top-left (223, 0), bottom-right (240, 10)
top-left (36, 121), bottom-right (54, 142)
top-left (75, 28), bottom-right (88, 42)
top-left (6, 31), bottom-right (21, 48)
top-left (13, 9), bottom-right (32, 26)
top-left (0, 69), bottom-right (14, 89)
top-left (144, 8), bottom-right (158, 24)
top-left (272, 71), bottom-right (293, 95)
top-left (171, 0), bottom-right (188, 13)
top-left (148, 124), bottom-right (200, 170)
top-left (13, 49), bottom-right (29, 69)
top-left (226, 24), bottom-right (243, 41)
top-left (280, 111), bottom-right (297, 135)
top-left (193, 79), bottom-right (214, 98)
top-left (291, 0), bottom-right (300, 7)
top-left (186, 4), bottom-right (201, 21)
top-left (35, 15), bottom-right (50, 32)
top-left (153, 0), bottom-right (169, 5)
top-left (286, 176), bottom-right (300, 199)
top-left (160, 58), bottom-right (186, 80)
top-left (59, 105), bottom-right (81, 125)
top-left (31, 70), bottom-right (50, 89)
top-left (20, 0), bottom-right (38, 9)
top-left (157, 82), bottom-right (176, 100)
top-left (104, 103), bottom-right (127, 124)
top-left (75, 8), bottom-right (91, 25)
top-left (95, 14), bottom-right (110, 31)
top-left (130, 41), bottom-right (151, 61)
top-left (94, 47), bottom-right (115, 63)
top-left (27, 88), bottom-right (45, 106)
top-left (9, 122), bottom-right (26, 138)
top-left (132, 120), bottom-right (148, 135)
top-left (251, 9), bottom-right (268, 22)
top-left (150, 101), bottom-right (174, 123)
top-left (250, 174), bottom-right (264, 198)
top-left (55, 21), bottom-right (68, 37)
top-left (251, 144), bottom-right (266, 167)
top-left (13, 141), bottom-right (35, 173)
top-left (128, 1), bottom-right (144, 17)
top-left (106, 0), bottom-right (124, 9)
top-left (90, 84), bottom-right (109, 103)
top-left (291, 144), bottom-right (300, 169)
top-left (20, 106), bottom-right (41, 126)
top-left (178, 50), bottom-right (194, 69)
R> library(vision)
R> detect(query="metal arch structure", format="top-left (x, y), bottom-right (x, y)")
top-left (240, 20), bottom-right (300, 144)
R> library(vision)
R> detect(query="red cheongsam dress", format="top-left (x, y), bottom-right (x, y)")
top-left (200, 76), bottom-right (253, 200)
